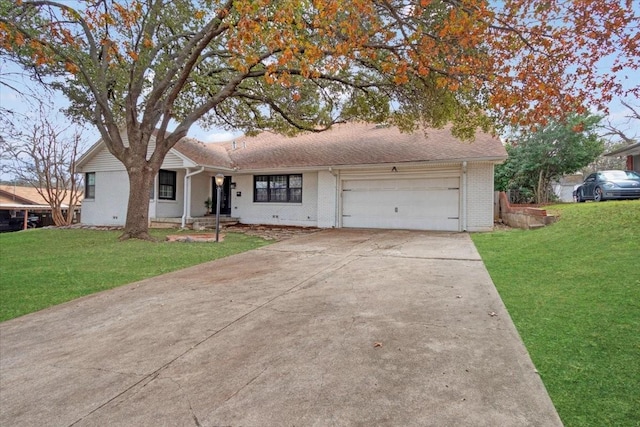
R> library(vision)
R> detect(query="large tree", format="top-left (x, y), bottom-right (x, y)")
top-left (1, 0), bottom-right (637, 239)
top-left (1, 102), bottom-right (85, 225)
top-left (496, 114), bottom-right (605, 203)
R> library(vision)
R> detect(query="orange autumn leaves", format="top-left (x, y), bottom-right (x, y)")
top-left (487, 0), bottom-right (639, 124)
top-left (1, 0), bottom-right (637, 127)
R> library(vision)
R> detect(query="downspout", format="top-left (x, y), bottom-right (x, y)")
top-left (329, 167), bottom-right (339, 228)
top-left (462, 161), bottom-right (468, 232)
top-left (181, 167), bottom-right (205, 228)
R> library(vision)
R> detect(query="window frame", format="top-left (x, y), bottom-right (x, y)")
top-left (253, 174), bottom-right (303, 203)
top-left (158, 169), bottom-right (177, 201)
top-left (85, 172), bottom-right (96, 199)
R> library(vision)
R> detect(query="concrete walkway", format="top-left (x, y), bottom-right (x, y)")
top-left (0, 229), bottom-right (562, 426)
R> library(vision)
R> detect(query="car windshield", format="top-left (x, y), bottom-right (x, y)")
top-left (600, 171), bottom-right (639, 180)
top-left (626, 171), bottom-right (640, 180)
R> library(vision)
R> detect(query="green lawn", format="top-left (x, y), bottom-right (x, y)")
top-left (0, 228), bottom-right (270, 322)
top-left (472, 200), bottom-right (640, 427)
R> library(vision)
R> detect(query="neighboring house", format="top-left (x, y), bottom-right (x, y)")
top-left (0, 185), bottom-right (81, 227)
top-left (75, 122), bottom-right (507, 232)
top-left (552, 174), bottom-right (584, 202)
top-left (605, 142), bottom-right (640, 173)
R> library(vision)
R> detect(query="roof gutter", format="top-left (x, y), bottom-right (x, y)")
top-left (462, 161), bottom-right (468, 232)
top-left (329, 167), bottom-right (339, 228)
top-left (234, 157), bottom-right (507, 174)
top-left (604, 142), bottom-right (640, 157)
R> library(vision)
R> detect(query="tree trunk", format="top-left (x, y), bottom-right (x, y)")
top-left (120, 164), bottom-right (156, 241)
top-left (65, 205), bottom-right (76, 225)
top-left (536, 170), bottom-right (545, 204)
top-left (51, 206), bottom-right (66, 226)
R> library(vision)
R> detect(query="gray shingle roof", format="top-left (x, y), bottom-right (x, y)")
top-left (174, 122), bottom-right (506, 170)
top-left (173, 137), bottom-right (232, 168)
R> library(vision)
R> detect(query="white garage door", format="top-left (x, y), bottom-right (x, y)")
top-left (341, 177), bottom-right (460, 231)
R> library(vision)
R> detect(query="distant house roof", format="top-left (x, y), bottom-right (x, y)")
top-left (0, 185), bottom-right (76, 209)
top-left (605, 142), bottom-right (640, 157)
top-left (0, 185), bottom-right (50, 206)
top-left (78, 122), bottom-right (507, 171)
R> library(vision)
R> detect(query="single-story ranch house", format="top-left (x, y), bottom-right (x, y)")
top-left (605, 141), bottom-right (640, 173)
top-left (75, 122), bottom-right (507, 232)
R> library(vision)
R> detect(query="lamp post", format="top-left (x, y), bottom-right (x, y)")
top-left (214, 173), bottom-right (225, 242)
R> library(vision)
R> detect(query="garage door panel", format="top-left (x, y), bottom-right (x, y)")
top-left (343, 177), bottom-right (458, 191)
top-left (342, 177), bottom-right (460, 231)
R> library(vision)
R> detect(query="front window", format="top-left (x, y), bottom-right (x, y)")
top-left (254, 174), bottom-right (302, 203)
top-left (85, 172), bottom-right (95, 199)
top-left (158, 170), bottom-right (177, 200)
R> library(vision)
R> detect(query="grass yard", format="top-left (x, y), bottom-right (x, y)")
top-left (0, 228), bottom-right (270, 322)
top-left (472, 200), bottom-right (640, 427)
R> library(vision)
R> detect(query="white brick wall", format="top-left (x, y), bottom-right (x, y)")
top-left (465, 163), bottom-right (495, 231)
top-left (317, 170), bottom-right (337, 228)
top-left (82, 168), bottom-right (189, 225)
top-left (80, 156), bottom-right (497, 230)
top-left (81, 170), bottom-right (129, 225)
top-left (155, 169), bottom-right (185, 218)
top-left (190, 173), bottom-right (212, 217)
top-left (231, 172), bottom-right (319, 227)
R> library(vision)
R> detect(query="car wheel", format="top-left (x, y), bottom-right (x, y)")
top-left (594, 187), bottom-right (604, 202)
top-left (576, 189), bottom-right (585, 203)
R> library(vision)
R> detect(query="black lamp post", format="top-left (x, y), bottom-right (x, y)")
top-left (214, 173), bottom-right (225, 242)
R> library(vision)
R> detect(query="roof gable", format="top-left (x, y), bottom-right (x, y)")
top-left (76, 133), bottom-right (234, 171)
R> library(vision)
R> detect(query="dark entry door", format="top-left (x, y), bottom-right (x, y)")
top-left (212, 176), bottom-right (231, 215)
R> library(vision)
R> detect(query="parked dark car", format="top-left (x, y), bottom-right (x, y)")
top-left (575, 170), bottom-right (640, 202)
top-left (0, 211), bottom-right (40, 232)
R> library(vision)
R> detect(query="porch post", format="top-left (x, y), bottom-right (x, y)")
top-left (181, 173), bottom-right (192, 229)
top-left (182, 167), bottom-right (205, 228)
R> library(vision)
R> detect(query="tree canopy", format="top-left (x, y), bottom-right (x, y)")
top-left (1, 0), bottom-right (637, 238)
top-left (495, 114), bottom-right (605, 203)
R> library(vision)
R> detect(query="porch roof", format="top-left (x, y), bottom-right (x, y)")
top-left (605, 142), bottom-right (640, 157)
top-left (173, 137), bottom-right (233, 168)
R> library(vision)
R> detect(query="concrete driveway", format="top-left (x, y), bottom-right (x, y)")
top-left (0, 229), bottom-right (562, 426)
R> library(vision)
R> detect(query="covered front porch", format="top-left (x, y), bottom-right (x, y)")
top-left (148, 167), bottom-right (237, 229)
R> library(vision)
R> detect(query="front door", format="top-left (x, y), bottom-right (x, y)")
top-left (212, 176), bottom-right (231, 215)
